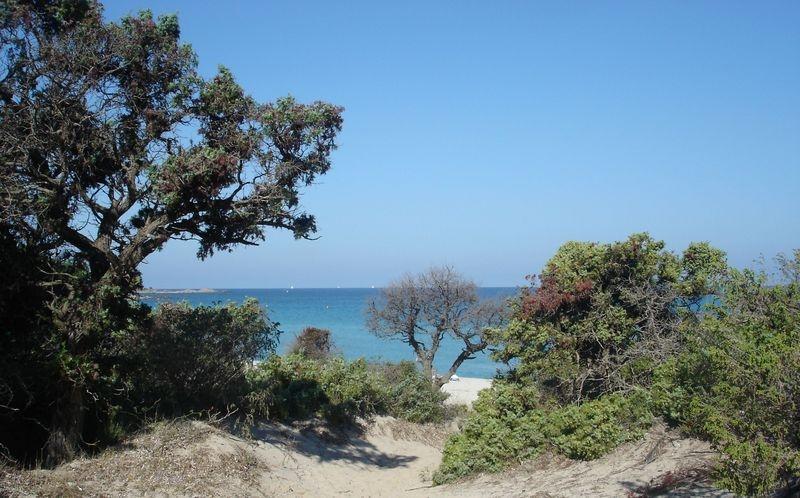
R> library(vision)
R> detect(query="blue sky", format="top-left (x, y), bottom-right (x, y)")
top-left (104, 1), bottom-right (800, 288)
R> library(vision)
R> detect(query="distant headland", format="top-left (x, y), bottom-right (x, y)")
top-left (138, 288), bottom-right (219, 294)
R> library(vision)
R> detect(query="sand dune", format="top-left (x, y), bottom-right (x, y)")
top-left (2, 416), bottom-right (729, 498)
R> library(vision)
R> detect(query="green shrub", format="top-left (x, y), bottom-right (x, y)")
top-left (433, 383), bottom-right (652, 484)
top-left (120, 298), bottom-right (278, 416)
top-left (245, 356), bottom-right (447, 425)
top-left (490, 234), bottom-right (726, 403)
top-left (546, 391), bottom-right (652, 460)
top-left (651, 261), bottom-right (800, 496)
top-left (246, 355), bottom-right (387, 424)
top-left (372, 361), bottom-right (448, 423)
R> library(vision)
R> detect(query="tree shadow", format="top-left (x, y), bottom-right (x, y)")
top-left (249, 420), bottom-right (418, 469)
top-left (619, 467), bottom-right (732, 497)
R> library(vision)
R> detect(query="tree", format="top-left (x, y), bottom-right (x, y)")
top-left (491, 233), bottom-right (727, 403)
top-left (288, 326), bottom-right (335, 360)
top-left (366, 267), bottom-right (505, 388)
top-left (0, 1), bottom-right (342, 463)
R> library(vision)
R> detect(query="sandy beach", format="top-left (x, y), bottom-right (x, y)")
top-left (440, 377), bottom-right (493, 406)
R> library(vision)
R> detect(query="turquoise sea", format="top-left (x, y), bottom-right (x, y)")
top-left (139, 288), bottom-right (517, 379)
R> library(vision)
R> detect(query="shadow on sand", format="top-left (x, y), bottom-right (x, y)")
top-left (250, 420), bottom-right (418, 469)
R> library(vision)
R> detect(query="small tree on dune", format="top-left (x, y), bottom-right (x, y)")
top-left (366, 267), bottom-right (506, 388)
top-left (289, 326), bottom-right (335, 360)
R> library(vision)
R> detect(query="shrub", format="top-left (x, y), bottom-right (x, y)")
top-left (433, 382), bottom-right (652, 484)
top-left (121, 299), bottom-right (278, 416)
top-left (246, 355), bottom-right (386, 424)
top-left (245, 356), bottom-right (448, 425)
top-left (372, 361), bottom-right (448, 423)
top-left (651, 258), bottom-right (800, 496)
top-left (288, 327), bottom-right (334, 360)
top-left (490, 234), bottom-right (726, 403)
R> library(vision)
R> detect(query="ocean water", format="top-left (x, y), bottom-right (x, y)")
top-left (139, 288), bottom-right (517, 379)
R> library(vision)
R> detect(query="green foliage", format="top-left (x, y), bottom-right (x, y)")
top-left (651, 260), bottom-right (800, 496)
top-left (546, 391), bottom-right (652, 460)
top-left (120, 299), bottom-right (278, 416)
top-left (491, 233), bottom-right (726, 403)
top-left (371, 361), bottom-right (448, 423)
top-left (678, 242), bottom-right (728, 297)
top-left (246, 355), bottom-right (382, 423)
top-left (245, 356), bottom-right (446, 425)
top-left (433, 382), bottom-right (652, 484)
top-left (436, 233), bottom-right (726, 487)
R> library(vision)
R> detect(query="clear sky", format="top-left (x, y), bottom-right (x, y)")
top-left (103, 1), bottom-right (800, 288)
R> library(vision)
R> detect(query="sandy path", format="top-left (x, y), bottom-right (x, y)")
top-left (248, 417), bottom-right (451, 497)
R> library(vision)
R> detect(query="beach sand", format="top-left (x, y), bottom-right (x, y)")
top-left (3, 418), bottom-right (727, 497)
top-left (440, 377), bottom-right (493, 406)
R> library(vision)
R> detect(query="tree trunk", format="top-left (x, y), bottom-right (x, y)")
top-left (439, 349), bottom-right (473, 389)
top-left (418, 355), bottom-right (436, 386)
top-left (45, 377), bottom-right (84, 467)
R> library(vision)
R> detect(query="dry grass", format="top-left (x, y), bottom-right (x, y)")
top-left (0, 420), bottom-right (268, 497)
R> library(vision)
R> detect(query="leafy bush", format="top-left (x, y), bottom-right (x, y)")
top-left (121, 299), bottom-right (278, 416)
top-left (245, 356), bottom-right (447, 424)
top-left (288, 327), bottom-right (334, 360)
top-left (246, 355), bottom-right (386, 424)
top-left (433, 382), bottom-right (652, 484)
top-left (490, 234), bottom-right (726, 403)
top-left (652, 257), bottom-right (800, 496)
top-left (371, 361), bottom-right (448, 423)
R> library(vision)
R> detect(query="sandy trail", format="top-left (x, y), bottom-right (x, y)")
top-left (247, 417), bottom-right (451, 497)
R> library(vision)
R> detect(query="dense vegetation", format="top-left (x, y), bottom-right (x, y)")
top-left (246, 356), bottom-right (447, 425)
top-left (0, 0), bottom-right (341, 464)
top-left (651, 254), bottom-right (800, 495)
top-left (434, 236), bottom-right (799, 496)
top-left (121, 299), bottom-right (279, 417)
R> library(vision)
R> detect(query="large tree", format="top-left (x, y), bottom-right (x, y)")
top-left (0, 0), bottom-right (342, 463)
top-left (366, 267), bottom-right (506, 388)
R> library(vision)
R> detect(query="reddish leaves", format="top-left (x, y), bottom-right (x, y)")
top-left (521, 275), bottom-right (594, 317)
